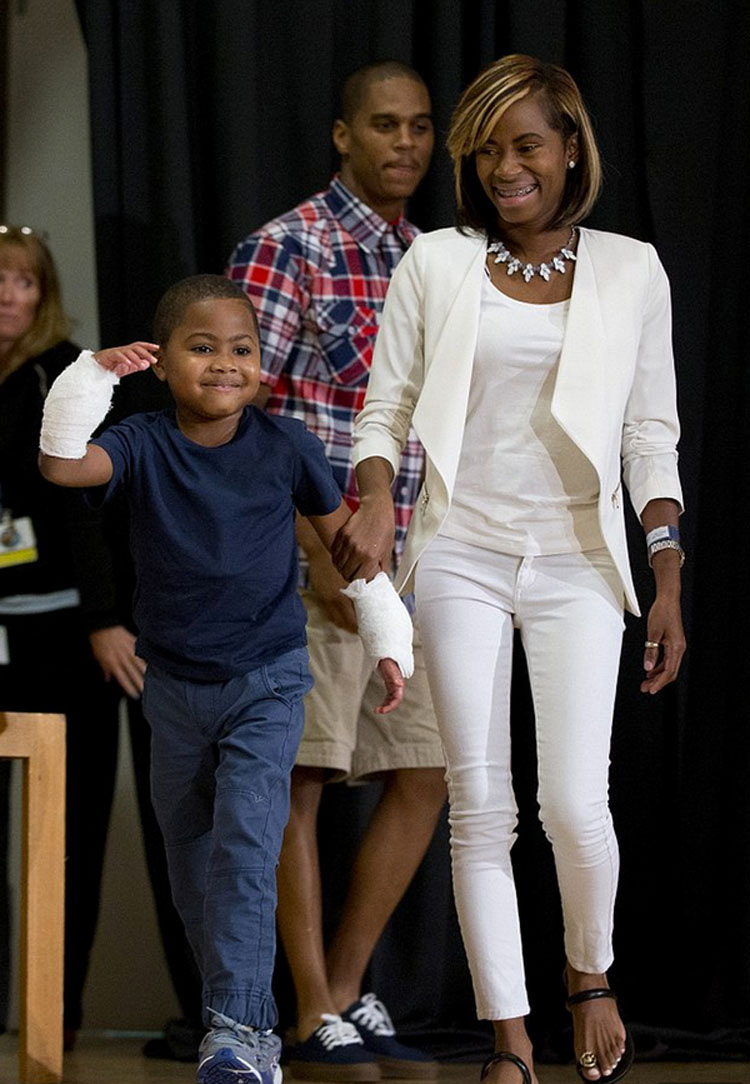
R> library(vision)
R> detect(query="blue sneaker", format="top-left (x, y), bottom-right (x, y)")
top-left (287, 1013), bottom-right (380, 1081)
top-left (197, 1010), bottom-right (282, 1084)
top-left (342, 994), bottom-right (438, 1079)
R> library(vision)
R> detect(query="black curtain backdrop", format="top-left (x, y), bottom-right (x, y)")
top-left (74, 0), bottom-right (750, 1062)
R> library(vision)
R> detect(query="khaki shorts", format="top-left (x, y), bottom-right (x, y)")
top-left (297, 589), bottom-right (444, 781)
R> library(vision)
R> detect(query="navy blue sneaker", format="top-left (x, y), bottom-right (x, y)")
top-left (197, 1010), bottom-right (282, 1084)
top-left (287, 1013), bottom-right (380, 1081)
top-left (342, 994), bottom-right (438, 1079)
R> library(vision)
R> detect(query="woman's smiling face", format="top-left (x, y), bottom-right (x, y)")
top-left (474, 92), bottom-right (577, 234)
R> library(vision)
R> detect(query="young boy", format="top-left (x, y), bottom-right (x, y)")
top-left (39, 275), bottom-right (411, 1084)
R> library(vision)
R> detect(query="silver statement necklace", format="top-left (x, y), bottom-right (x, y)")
top-left (487, 227), bottom-right (577, 283)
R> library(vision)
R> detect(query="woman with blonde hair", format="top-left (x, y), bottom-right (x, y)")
top-left (0, 224), bottom-right (72, 378)
top-left (333, 55), bottom-right (685, 1084)
top-left (0, 225), bottom-right (120, 1045)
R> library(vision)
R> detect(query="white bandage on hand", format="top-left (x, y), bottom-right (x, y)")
top-left (40, 349), bottom-right (119, 458)
top-left (341, 571), bottom-right (414, 678)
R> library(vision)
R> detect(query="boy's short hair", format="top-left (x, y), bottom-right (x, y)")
top-left (153, 274), bottom-right (259, 346)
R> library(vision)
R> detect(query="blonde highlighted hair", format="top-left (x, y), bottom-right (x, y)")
top-left (0, 226), bottom-right (71, 384)
top-left (447, 54), bottom-right (602, 235)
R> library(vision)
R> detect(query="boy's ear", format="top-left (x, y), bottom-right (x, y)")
top-left (332, 118), bottom-right (350, 158)
top-left (152, 350), bottom-right (168, 382)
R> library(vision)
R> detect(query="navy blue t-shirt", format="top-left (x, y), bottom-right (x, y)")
top-left (91, 406), bottom-right (342, 681)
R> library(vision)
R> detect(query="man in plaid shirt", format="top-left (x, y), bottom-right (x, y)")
top-left (228, 61), bottom-right (445, 1082)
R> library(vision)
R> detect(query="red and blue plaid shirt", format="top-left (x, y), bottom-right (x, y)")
top-left (227, 177), bottom-right (424, 564)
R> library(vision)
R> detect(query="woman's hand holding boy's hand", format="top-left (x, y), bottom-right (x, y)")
top-left (331, 493), bottom-right (395, 582)
top-left (375, 658), bottom-right (405, 714)
top-left (94, 342), bottom-right (158, 378)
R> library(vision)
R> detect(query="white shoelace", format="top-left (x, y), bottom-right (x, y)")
top-left (349, 993), bottom-right (396, 1037)
top-left (200, 1009), bottom-right (281, 1071)
top-left (315, 1014), bottom-right (364, 1050)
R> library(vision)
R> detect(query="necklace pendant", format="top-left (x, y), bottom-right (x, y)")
top-left (488, 228), bottom-right (577, 286)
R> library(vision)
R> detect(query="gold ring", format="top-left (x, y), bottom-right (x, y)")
top-left (578, 1052), bottom-right (598, 1069)
top-left (644, 640), bottom-right (660, 649)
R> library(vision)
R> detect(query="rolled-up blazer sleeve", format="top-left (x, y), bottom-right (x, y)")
top-left (621, 243), bottom-right (683, 517)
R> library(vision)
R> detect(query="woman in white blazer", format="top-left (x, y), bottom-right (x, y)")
top-left (333, 56), bottom-right (685, 1084)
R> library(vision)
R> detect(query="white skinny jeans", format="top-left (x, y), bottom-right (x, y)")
top-left (414, 536), bottom-right (626, 1020)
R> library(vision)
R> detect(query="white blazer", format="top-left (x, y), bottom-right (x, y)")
top-left (353, 226), bottom-right (683, 616)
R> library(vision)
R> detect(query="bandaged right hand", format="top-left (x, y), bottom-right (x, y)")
top-left (40, 344), bottom-right (158, 460)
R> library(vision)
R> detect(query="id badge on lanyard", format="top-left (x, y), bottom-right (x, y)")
top-left (0, 506), bottom-right (40, 663)
top-left (0, 510), bottom-right (39, 569)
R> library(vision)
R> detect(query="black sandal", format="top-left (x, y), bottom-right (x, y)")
top-left (565, 988), bottom-right (635, 1083)
top-left (480, 1051), bottom-right (532, 1084)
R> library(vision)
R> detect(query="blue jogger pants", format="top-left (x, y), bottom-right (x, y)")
top-left (143, 647), bottom-right (312, 1029)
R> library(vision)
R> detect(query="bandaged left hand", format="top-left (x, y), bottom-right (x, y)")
top-left (375, 658), bottom-right (405, 714)
top-left (340, 571), bottom-right (414, 679)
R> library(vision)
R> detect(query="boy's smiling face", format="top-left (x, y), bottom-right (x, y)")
top-left (154, 297), bottom-right (261, 443)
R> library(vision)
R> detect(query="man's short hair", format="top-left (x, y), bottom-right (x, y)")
top-left (338, 60), bottom-right (429, 123)
top-left (153, 274), bottom-right (259, 346)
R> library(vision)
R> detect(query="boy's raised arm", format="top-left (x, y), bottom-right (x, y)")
top-left (40, 441), bottom-right (114, 488)
top-left (39, 343), bottom-right (157, 488)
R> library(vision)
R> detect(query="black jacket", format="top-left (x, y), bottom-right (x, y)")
top-left (0, 340), bottom-right (93, 600)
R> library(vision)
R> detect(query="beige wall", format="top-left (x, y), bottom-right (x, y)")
top-left (4, 0), bottom-right (98, 347)
top-left (4, 0), bottom-right (181, 1031)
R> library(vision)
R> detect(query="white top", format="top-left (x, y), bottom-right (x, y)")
top-left (353, 226), bottom-right (682, 613)
top-left (440, 274), bottom-right (604, 555)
